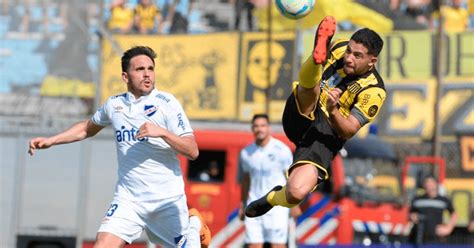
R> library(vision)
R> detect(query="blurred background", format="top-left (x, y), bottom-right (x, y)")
top-left (0, 0), bottom-right (473, 247)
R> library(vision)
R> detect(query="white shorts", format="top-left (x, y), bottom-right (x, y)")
top-left (98, 194), bottom-right (190, 247)
top-left (243, 206), bottom-right (289, 244)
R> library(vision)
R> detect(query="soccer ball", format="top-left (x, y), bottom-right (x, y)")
top-left (275, 0), bottom-right (315, 20)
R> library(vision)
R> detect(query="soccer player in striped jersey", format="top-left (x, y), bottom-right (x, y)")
top-left (246, 16), bottom-right (386, 218)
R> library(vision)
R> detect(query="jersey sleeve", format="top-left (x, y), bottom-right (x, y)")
top-left (351, 87), bottom-right (386, 126)
top-left (409, 197), bottom-right (420, 213)
top-left (91, 99), bottom-right (111, 126)
top-left (165, 94), bottom-right (193, 136)
top-left (239, 150), bottom-right (249, 173)
top-left (445, 197), bottom-right (455, 213)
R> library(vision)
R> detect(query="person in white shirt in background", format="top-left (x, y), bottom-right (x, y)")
top-left (239, 113), bottom-right (298, 248)
top-left (28, 46), bottom-right (209, 248)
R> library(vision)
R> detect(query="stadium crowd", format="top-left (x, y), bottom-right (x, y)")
top-left (3, 0), bottom-right (472, 35)
top-left (105, 0), bottom-right (473, 34)
top-left (104, 0), bottom-right (472, 34)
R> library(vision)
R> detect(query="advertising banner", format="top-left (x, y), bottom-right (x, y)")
top-left (237, 32), bottom-right (296, 122)
top-left (101, 31), bottom-right (473, 139)
top-left (101, 33), bottom-right (239, 120)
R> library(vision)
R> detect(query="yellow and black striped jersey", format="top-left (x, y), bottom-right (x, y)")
top-left (108, 7), bottom-right (134, 30)
top-left (135, 4), bottom-right (160, 29)
top-left (319, 39), bottom-right (386, 126)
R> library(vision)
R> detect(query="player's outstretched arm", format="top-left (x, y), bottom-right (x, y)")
top-left (28, 120), bottom-right (104, 156)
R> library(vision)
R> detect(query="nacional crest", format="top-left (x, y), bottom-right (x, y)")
top-left (144, 105), bottom-right (158, 117)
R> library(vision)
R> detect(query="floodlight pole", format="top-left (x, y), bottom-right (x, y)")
top-left (265, 1), bottom-right (272, 118)
top-left (433, 1), bottom-right (444, 158)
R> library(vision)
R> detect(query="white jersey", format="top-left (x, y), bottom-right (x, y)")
top-left (240, 137), bottom-right (293, 204)
top-left (240, 137), bottom-right (293, 243)
top-left (92, 89), bottom-right (193, 201)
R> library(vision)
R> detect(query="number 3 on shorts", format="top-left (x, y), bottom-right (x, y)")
top-left (106, 204), bottom-right (118, 217)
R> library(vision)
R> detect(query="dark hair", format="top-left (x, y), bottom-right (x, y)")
top-left (121, 46), bottom-right (157, 72)
top-left (350, 28), bottom-right (384, 56)
top-left (423, 174), bottom-right (438, 183)
top-left (251, 113), bottom-right (269, 124)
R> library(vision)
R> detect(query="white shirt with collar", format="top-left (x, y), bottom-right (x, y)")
top-left (240, 137), bottom-right (293, 205)
top-left (92, 89), bottom-right (193, 201)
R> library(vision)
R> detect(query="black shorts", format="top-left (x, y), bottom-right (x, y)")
top-left (282, 92), bottom-right (345, 179)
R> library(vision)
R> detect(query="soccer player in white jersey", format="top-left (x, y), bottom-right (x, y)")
top-left (238, 114), bottom-right (295, 248)
top-left (28, 46), bottom-right (209, 248)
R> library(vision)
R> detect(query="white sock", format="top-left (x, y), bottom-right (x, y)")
top-left (187, 216), bottom-right (202, 247)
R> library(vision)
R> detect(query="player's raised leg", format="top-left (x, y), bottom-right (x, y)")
top-left (297, 16), bottom-right (337, 115)
top-left (245, 165), bottom-right (320, 218)
top-left (245, 16), bottom-right (337, 219)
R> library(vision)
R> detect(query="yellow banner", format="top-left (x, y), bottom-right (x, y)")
top-left (101, 33), bottom-right (239, 119)
top-left (445, 178), bottom-right (474, 226)
top-left (40, 75), bottom-right (95, 98)
top-left (100, 31), bottom-right (472, 140)
top-left (460, 136), bottom-right (474, 172)
top-left (237, 32), bottom-right (296, 122)
top-left (373, 79), bottom-right (473, 140)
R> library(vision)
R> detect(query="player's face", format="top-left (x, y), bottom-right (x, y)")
top-left (423, 178), bottom-right (438, 197)
top-left (123, 55), bottom-right (155, 98)
top-left (343, 40), bottom-right (378, 76)
top-left (252, 118), bottom-right (271, 143)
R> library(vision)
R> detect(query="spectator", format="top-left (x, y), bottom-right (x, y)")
top-left (11, 1), bottom-right (32, 33)
top-left (199, 160), bottom-right (223, 182)
top-left (234, 0), bottom-right (255, 31)
top-left (404, 0), bottom-right (437, 28)
top-left (108, 0), bottom-right (134, 34)
top-left (469, 0), bottom-right (474, 27)
top-left (1, 0), bottom-right (9, 16)
top-left (158, 0), bottom-right (191, 34)
top-left (408, 175), bottom-right (458, 245)
top-left (357, 0), bottom-right (430, 29)
top-left (432, 0), bottom-right (469, 32)
top-left (134, 0), bottom-right (162, 34)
